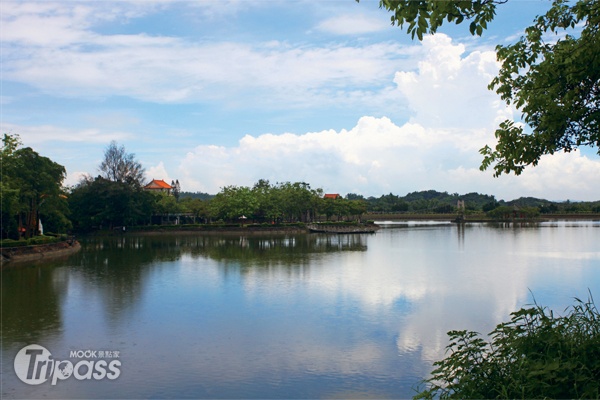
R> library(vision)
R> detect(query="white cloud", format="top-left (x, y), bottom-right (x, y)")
top-left (64, 171), bottom-right (90, 188)
top-left (393, 34), bottom-right (511, 130)
top-left (178, 33), bottom-right (600, 201)
top-left (2, 2), bottom-right (412, 107)
top-left (316, 14), bottom-right (388, 35)
top-left (509, 152), bottom-right (600, 201)
top-left (179, 114), bottom-right (474, 194)
top-left (0, 123), bottom-right (131, 145)
top-left (145, 161), bottom-right (172, 184)
top-left (3, 38), bottom-right (410, 107)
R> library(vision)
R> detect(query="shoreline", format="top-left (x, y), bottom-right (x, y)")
top-left (366, 213), bottom-right (600, 222)
top-left (2, 214), bottom-right (597, 264)
top-left (90, 214), bottom-right (600, 236)
top-left (1, 240), bottom-right (81, 266)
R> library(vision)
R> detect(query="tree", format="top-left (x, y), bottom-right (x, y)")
top-left (278, 181), bottom-right (321, 222)
top-left (209, 185), bottom-right (258, 222)
top-left (360, 0), bottom-right (504, 40)
top-left (171, 179), bottom-right (181, 201)
top-left (1, 140), bottom-right (69, 238)
top-left (481, 0), bottom-right (600, 176)
top-left (180, 197), bottom-right (209, 223)
top-left (252, 179), bottom-right (283, 223)
top-left (360, 0), bottom-right (600, 176)
top-left (69, 176), bottom-right (155, 231)
top-left (2, 139), bottom-right (68, 238)
top-left (154, 191), bottom-right (185, 215)
top-left (99, 141), bottom-right (146, 186)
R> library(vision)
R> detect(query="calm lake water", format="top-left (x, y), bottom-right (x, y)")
top-left (2, 221), bottom-right (599, 399)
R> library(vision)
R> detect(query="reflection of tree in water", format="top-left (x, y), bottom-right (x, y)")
top-left (1, 259), bottom-right (69, 343)
top-left (2, 234), bottom-right (368, 338)
top-left (74, 234), bottom-right (367, 321)
top-left (72, 235), bottom-right (186, 324)
top-left (190, 234), bottom-right (368, 266)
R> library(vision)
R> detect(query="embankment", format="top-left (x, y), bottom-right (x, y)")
top-left (1, 240), bottom-right (81, 265)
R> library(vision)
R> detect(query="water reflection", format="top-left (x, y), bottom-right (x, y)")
top-left (188, 234), bottom-right (367, 266)
top-left (1, 260), bottom-right (68, 344)
top-left (1, 225), bottom-right (598, 399)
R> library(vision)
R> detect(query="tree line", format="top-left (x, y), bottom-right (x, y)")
top-left (2, 134), bottom-right (599, 238)
top-left (354, 191), bottom-right (600, 215)
top-left (0, 135), bottom-right (370, 236)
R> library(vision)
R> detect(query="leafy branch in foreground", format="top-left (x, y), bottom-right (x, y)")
top-left (481, 0), bottom-right (600, 176)
top-left (358, 0), bottom-right (599, 176)
top-left (356, 0), bottom-right (505, 40)
top-left (415, 293), bottom-right (600, 399)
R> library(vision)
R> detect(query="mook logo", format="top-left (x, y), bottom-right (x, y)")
top-left (14, 344), bottom-right (121, 385)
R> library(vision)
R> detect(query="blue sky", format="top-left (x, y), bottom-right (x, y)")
top-left (2, 0), bottom-right (599, 201)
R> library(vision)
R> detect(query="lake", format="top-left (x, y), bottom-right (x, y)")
top-left (2, 221), bottom-right (599, 399)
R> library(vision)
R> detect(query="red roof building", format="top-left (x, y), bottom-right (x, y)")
top-left (324, 193), bottom-right (341, 199)
top-left (144, 179), bottom-right (172, 194)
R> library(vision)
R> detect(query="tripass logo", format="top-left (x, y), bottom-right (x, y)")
top-left (14, 344), bottom-right (121, 385)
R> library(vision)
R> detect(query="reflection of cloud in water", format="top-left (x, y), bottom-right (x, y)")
top-left (514, 251), bottom-right (600, 260)
top-left (4, 225), bottom-right (597, 399)
top-left (239, 225), bottom-right (597, 363)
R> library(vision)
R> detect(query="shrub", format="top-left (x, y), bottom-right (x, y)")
top-left (415, 294), bottom-right (600, 399)
top-left (0, 239), bottom-right (27, 247)
top-left (1, 235), bottom-right (65, 248)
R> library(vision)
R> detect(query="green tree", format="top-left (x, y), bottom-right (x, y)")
top-left (70, 143), bottom-right (153, 231)
top-left (320, 197), bottom-right (339, 221)
top-left (171, 179), bottom-right (181, 201)
top-left (69, 176), bottom-right (154, 230)
top-left (361, 0), bottom-right (502, 40)
top-left (348, 199), bottom-right (368, 221)
top-left (361, 0), bottom-right (600, 176)
top-left (278, 182), bottom-right (321, 222)
top-left (1, 137), bottom-right (68, 238)
top-left (180, 197), bottom-right (209, 223)
top-left (481, 0), bottom-right (600, 176)
top-left (1, 134), bottom-right (22, 238)
top-left (210, 185), bottom-right (258, 222)
top-left (154, 192), bottom-right (186, 215)
top-left (252, 179), bottom-right (283, 223)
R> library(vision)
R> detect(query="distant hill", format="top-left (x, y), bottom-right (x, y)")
top-left (503, 197), bottom-right (552, 207)
top-left (352, 190), bottom-right (600, 214)
top-left (359, 190), bottom-right (497, 213)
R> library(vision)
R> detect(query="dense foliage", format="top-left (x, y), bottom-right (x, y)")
top-left (1, 134), bottom-right (70, 239)
top-left (358, 0), bottom-right (502, 40)
top-left (415, 295), bottom-right (600, 399)
top-left (68, 176), bottom-right (156, 231)
top-left (208, 180), bottom-right (366, 223)
top-left (481, 0), bottom-right (600, 176)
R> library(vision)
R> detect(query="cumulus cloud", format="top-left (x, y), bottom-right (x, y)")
top-left (145, 161), bottom-right (172, 184)
top-left (178, 33), bottom-right (600, 200)
top-left (394, 34), bottom-right (512, 130)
